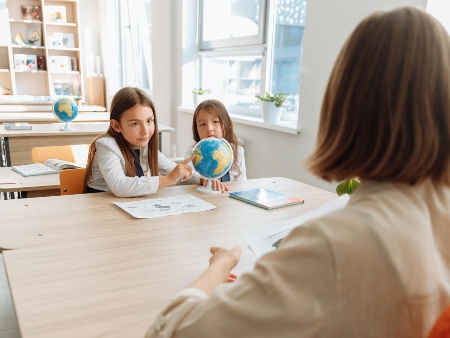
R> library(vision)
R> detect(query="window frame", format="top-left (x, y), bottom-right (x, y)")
top-left (199, 0), bottom-right (267, 50)
top-left (196, 0), bottom-right (303, 121)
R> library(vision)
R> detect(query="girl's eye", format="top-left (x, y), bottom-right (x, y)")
top-left (214, 120), bottom-right (220, 124)
top-left (199, 123), bottom-right (205, 127)
top-left (147, 119), bottom-right (153, 124)
top-left (132, 122), bottom-right (139, 126)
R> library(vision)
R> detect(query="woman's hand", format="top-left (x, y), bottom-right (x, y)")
top-left (200, 178), bottom-right (229, 192)
top-left (209, 246), bottom-right (242, 274)
top-left (159, 156), bottom-right (195, 189)
top-left (190, 246), bottom-right (242, 295)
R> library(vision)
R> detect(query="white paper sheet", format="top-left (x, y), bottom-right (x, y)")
top-left (113, 194), bottom-right (216, 219)
top-left (241, 194), bottom-right (351, 258)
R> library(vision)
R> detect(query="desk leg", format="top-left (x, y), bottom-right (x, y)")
top-left (159, 132), bottom-right (162, 152)
top-left (0, 137), bottom-right (11, 167)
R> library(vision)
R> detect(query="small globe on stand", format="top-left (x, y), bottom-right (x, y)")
top-left (192, 138), bottom-right (233, 194)
top-left (52, 98), bottom-right (79, 131)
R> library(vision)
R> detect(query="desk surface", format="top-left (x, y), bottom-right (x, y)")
top-left (0, 167), bottom-right (59, 193)
top-left (0, 104), bottom-right (106, 112)
top-left (0, 177), bottom-right (335, 251)
top-left (2, 177), bottom-right (337, 338)
top-left (0, 122), bottom-right (174, 137)
top-left (0, 112), bottom-right (109, 123)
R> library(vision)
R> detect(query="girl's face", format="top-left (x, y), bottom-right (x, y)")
top-left (111, 104), bottom-right (155, 148)
top-left (196, 109), bottom-right (223, 140)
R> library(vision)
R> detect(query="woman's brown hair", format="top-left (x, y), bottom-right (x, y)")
top-left (308, 7), bottom-right (450, 185)
top-left (192, 99), bottom-right (241, 176)
top-left (84, 87), bottom-right (159, 192)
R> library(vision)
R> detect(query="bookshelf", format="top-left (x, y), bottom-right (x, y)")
top-left (0, 0), bottom-right (85, 102)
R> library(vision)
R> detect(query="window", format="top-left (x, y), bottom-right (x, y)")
top-left (198, 0), bottom-right (307, 118)
top-left (106, 0), bottom-right (153, 95)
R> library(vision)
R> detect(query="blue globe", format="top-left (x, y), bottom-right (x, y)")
top-left (192, 138), bottom-right (233, 179)
top-left (52, 98), bottom-right (78, 123)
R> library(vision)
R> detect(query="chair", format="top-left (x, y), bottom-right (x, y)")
top-left (31, 144), bottom-right (90, 164)
top-left (428, 306), bottom-right (450, 338)
top-left (59, 168), bottom-right (86, 195)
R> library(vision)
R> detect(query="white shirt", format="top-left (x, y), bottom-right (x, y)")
top-left (184, 144), bottom-right (247, 182)
top-left (146, 180), bottom-right (450, 338)
top-left (88, 137), bottom-right (196, 197)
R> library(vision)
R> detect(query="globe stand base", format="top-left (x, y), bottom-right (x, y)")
top-left (60, 122), bottom-right (75, 132)
top-left (197, 179), bottom-right (221, 195)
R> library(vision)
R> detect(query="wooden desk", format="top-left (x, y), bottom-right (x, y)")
top-left (0, 104), bottom-right (106, 112)
top-left (0, 167), bottom-right (60, 198)
top-left (0, 112), bottom-right (109, 123)
top-left (0, 178), bottom-right (336, 251)
top-left (0, 123), bottom-right (175, 166)
top-left (2, 178), bottom-right (336, 337)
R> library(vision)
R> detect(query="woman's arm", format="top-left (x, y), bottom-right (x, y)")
top-left (189, 246), bottom-right (241, 295)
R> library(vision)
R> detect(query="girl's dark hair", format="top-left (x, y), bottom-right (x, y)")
top-left (192, 99), bottom-right (240, 175)
top-left (84, 87), bottom-right (159, 192)
top-left (308, 7), bottom-right (450, 185)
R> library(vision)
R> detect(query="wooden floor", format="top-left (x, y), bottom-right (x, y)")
top-left (0, 254), bottom-right (20, 338)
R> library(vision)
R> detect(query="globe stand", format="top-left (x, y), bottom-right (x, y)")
top-left (60, 122), bottom-right (75, 131)
top-left (197, 178), bottom-right (222, 195)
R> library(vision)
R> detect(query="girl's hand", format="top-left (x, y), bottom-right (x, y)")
top-left (159, 156), bottom-right (195, 189)
top-left (200, 178), bottom-right (229, 192)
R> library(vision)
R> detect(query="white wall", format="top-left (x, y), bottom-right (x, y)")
top-left (78, 0), bottom-right (103, 104)
top-left (427, 0), bottom-right (450, 33)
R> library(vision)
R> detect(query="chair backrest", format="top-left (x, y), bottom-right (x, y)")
top-left (31, 144), bottom-right (90, 164)
top-left (428, 306), bottom-right (450, 338)
top-left (59, 168), bottom-right (86, 195)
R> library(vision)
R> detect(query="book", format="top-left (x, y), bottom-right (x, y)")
top-left (229, 188), bottom-right (304, 210)
top-left (49, 56), bottom-right (71, 72)
top-left (45, 5), bottom-right (66, 23)
top-left (11, 159), bottom-right (83, 177)
top-left (3, 122), bottom-right (32, 130)
top-left (26, 23), bottom-right (42, 46)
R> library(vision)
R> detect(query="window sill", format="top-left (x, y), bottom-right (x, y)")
top-left (178, 106), bottom-right (301, 135)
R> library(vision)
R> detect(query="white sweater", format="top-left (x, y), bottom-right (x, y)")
top-left (87, 136), bottom-right (197, 197)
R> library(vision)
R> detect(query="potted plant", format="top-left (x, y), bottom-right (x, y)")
top-left (255, 92), bottom-right (286, 123)
top-left (74, 96), bottom-right (83, 106)
top-left (192, 88), bottom-right (211, 107)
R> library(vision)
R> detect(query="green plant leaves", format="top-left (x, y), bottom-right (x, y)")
top-left (192, 88), bottom-right (211, 95)
top-left (255, 92), bottom-right (286, 107)
top-left (336, 178), bottom-right (360, 196)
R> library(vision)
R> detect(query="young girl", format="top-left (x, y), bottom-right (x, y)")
top-left (184, 99), bottom-right (247, 192)
top-left (84, 87), bottom-right (195, 197)
top-left (148, 7), bottom-right (450, 337)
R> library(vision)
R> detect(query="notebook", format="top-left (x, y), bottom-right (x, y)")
top-left (3, 122), bottom-right (32, 130)
top-left (229, 188), bottom-right (304, 210)
top-left (11, 159), bottom-right (83, 177)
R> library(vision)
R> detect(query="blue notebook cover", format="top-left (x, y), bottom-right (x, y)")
top-left (229, 188), bottom-right (304, 210)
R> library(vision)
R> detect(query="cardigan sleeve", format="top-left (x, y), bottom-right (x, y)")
top-left (146, 224), bottom-right (336, 338)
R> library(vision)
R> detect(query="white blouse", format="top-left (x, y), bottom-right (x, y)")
top-left (87, 136), bottom-right (196, 197)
